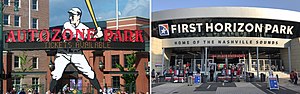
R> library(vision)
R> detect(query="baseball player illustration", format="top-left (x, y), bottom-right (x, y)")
top-left (49, 7), bottom-right (103, 93)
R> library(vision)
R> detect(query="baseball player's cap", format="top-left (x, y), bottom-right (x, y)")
top-left (68, 7), bottom-right (81, 15)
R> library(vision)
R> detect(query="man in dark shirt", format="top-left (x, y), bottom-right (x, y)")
top-left (210, 68), bottom-right (215, 81)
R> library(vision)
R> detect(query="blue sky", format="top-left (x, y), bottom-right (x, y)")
top-left (50, 0), bottom-right (150, 26)
top-left (152, 0), bottom-right (300, 12)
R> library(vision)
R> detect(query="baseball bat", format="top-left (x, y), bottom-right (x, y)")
top-left (85, 0), bottom-right (99, 28)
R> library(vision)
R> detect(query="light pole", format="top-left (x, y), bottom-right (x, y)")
top-left (0, 2), bottom-right (3, 94)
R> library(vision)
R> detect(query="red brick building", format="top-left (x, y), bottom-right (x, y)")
top-left (2, 0), bottom-right (49, 93)
top-left (1, 0), bottom-right (149, 93)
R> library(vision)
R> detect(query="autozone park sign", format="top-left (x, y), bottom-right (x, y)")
top-left (4, 29), bottom-right (146, 50)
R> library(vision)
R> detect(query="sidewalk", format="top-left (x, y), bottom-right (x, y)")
top-left (152, 83), bottom-right (196, 94)
top-left (151, 83), bottom-right (191, 94)
top-left (216, 82), bottom-right (266, 94)
top-left (152, 82), bottom-right (266, 94)
top-left (279, 78), bottom-right (300, 93)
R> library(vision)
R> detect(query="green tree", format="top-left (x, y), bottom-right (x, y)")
top-left (13, 51), bottom-right (34, 91)
top-left (115, 53), bottom-right (137, 93)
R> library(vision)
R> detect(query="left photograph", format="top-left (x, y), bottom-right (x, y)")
top-left (1, 0), bottom-right (150, 94)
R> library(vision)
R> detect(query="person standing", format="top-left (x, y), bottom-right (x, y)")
top-left (290, 71), bottom-right (295, 83)
top-left (237, 66), bottom-right (241, 82)
top-left (230, 66), bottom-right (235, 82)
top-left (10, 88), bottom-right (16, 94)
top-left (19, 89), bottom-right (25, 94)
top-left (209, 67), bottom-right (214, 82)
top-left (151, 69), bottom-right (156, 82)
top-left (294, 70), bottom-right (298, 84)
top-left (281, 66), bottom-right (285, 72)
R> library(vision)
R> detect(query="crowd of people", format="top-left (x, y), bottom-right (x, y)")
top-left (6, 88), bottom-right (39, 94)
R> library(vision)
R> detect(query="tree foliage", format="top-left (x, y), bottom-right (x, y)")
top-left (115, 53), bottom-right (137, 92)
top-left (13, 51), bottom-right (34, 78)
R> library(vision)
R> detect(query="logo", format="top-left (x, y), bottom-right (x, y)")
top-left (159, 24), bottom-right (169, 36)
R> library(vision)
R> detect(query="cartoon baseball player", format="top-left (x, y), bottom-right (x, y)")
top-left (49, 7), bottom-right (103, 93)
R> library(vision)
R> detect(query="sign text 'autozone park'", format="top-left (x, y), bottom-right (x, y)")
top-left (4, 29), bottom-right (145, 50)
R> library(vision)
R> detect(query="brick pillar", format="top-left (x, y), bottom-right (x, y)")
top-left (92, 51), bottom-right (105, 92)
top-left (135, 52), bottom-right (149, 93)
top-left (3, 52), bottom-right (13, 93)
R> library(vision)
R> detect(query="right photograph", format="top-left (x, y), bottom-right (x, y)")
top-left (151, 0), bottom-right (300, 94)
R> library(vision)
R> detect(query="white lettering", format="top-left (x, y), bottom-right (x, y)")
top-left (206, 23), bottom-right (214, 32)
top-left (245, 23), bottom-right (254, 32)
top-left (271, 25), bottom-right (279, 34)
top-left (189, 23), bottom-right (196, 32)
top-left (215, 23), bottom-right (223, 32)
top-left (225, 23), bottom-right (232, 32)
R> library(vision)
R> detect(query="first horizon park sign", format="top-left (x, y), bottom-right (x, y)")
top-left (4, 29), bottom-right (146, 50)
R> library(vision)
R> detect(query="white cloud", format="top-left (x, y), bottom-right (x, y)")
top-left (121, 0), bottom-right (150, 18)
top-left (95, 11), bottom-right (116, 21)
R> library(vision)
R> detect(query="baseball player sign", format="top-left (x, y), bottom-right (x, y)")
top-left (49, 7), bottom-right (103, 93)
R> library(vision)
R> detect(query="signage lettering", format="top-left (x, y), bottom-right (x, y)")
top-left (6, 29), bottom-right (144, 43)
top-left (168, 23), bottom-right (293, 35)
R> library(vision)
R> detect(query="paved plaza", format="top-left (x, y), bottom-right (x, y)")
top-left (152, 81), bottom-right (300, 94)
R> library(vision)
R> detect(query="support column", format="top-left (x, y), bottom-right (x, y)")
top-left (248, 49), bottom-right (252, 71)
top-left (288, 47), bottom-right (291, 72)
top-left (161, 48), bottom-right (165, 75)
top-left (256, 47), bottom-right (259, 80)
top-left (225, 56), bottom-right (228, 69)
top-left (205, 47), bottom-right (208, 75)
top-left (193, 55), bottom-right (196, 72)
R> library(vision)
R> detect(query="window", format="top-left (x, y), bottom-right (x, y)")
top-left (4, 14), bottom-right (10, 25)
top-left (4, 0), bottom-right (10, 6)
top-left (14, 56), bottom-right (20, 68)
top-left (13, 78), bottom-right (21, 91)
top-left (15, 0), bottom-right (20, 8)
top-left (32, 57), bottom-right (38, 69)
top-left (14, 15), bottom-right (20, 27)
top-left (32, 78), bottom-right (39, 92)
top-left (32, 0), bottom-right (38, 10)
top-left (124, 54), bottom-right (130, 68)
top-left (32, 18), bottom-right (38, 29)
top-left (112, 76), bottom-right (120, 89)
top-left (111, 55), bottom-right (119, 68)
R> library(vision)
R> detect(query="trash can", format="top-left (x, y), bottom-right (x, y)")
top-left (201, 75), bottom-right (208, 83)
top-left (246, 72), bottom-right (250, 82)
top-left (260, 73), bottom-right (265, 82)
top-left (250, 73), bottom-right (254, 82)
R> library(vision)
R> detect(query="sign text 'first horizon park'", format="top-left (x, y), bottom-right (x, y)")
top-left (4, 29), bottom-right (146, 50)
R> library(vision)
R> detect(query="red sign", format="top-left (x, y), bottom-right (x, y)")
top-left (5, 29), bottom-right (144, 43)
